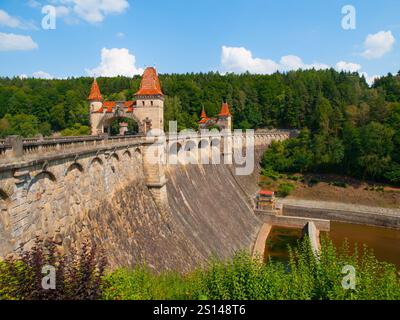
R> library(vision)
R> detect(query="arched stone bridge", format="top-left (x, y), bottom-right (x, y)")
top-left (0, 130), bottom-right (294, 258)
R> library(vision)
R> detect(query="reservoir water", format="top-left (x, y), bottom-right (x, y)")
top-left (265, 221), bottom-right (400, 269)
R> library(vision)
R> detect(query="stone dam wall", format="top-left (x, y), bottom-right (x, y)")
top-left (0, 132), bottom-right (289, 272)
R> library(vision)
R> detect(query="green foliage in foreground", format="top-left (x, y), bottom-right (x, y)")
top-left (102, 238), bottom-right (400, 300)
top-left (0, 238), bottom-right (106, 300)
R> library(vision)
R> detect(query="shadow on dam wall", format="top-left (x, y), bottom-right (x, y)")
top-left (82, 148), bottom-right (266, 273)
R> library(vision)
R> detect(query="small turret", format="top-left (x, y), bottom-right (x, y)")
top-left (88, 79), bottom-right (104, 135)
top-left (88, 78), bottom-right (103, 114)
top-left (217, 101), bottom-right (232, 131)
top-left (199, 106), bottom-right (209, 124)
top-left (88, 78), bottom-right (103, 101)
top-left (134, 67), bottom-right (164, 132)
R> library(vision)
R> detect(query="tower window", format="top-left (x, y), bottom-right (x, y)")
top-left (151, 101), bottom-right (154, 106)
top-left (142, 101), bottom-right (145, 106)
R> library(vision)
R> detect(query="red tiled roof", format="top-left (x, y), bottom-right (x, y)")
top-left (124, 101), bottom-right (135, 107)
top-left (199, 118), bottom-right (210, 124)
top-left (259, 190), bottom-right (274, 196)
top-left (199, 106), bottom-right (210, 123)
top-left (135, 67), bottom-right (163, 96)
top-left (200, 106), bottom-right (207, 119)
top-left (218, 102), bottom-right (231, 117)
top-left (94, 101), bottom-right (136, 113)
top-left (103, 101), bottom-right (116, 113)
top-left (88, 79), bottom-right (103, 101)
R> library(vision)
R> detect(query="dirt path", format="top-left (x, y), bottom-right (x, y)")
top-left (277, 198), bottom-right (400, 217)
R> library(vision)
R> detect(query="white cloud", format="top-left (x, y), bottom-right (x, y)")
top-left (280, 55), bottom-right (329, 71)
top-left (48, 0), bottom-right (129, 23)
top-left (86, 48), bottom-right (144, 77)
top-left (116, 32), bottom-right (125, 38)
top-left (0, 9), bottom-right (36, 29)
top-left (220, 46), bottom-right (379, 87)
top-left (17, 71), bottom-right (55, 79)
top-left (361, 30), bottom-right (395, 59)
top-left (0, 32), bottom-right (38, 51)
top-left (55, 6), bottom-right (70, 18)
top-left (335, 61), bottom-right (361, 73)
top-left (0, 9), bottom-right (22, 28)
top-left (27, 0), bottom-right (41, 8)
top-left (28, 0), bottom-right (41, 8)
top-left (32, 71), bottom-right (53, 79)
top-left (221, 46), bottom-right (329, 74)
top-left (221, 46), bottom-right (279, 74)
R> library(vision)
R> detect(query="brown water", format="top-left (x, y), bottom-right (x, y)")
top-left (265, 222), bottom-right (400, 269)
top-left (328, 221), bottom-right (400, 269)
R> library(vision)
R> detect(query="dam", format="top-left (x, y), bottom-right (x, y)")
top-left (0, 130), bottom-right (291, 272)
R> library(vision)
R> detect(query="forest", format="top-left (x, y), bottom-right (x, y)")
top-left (0, 69), bottom-right (400, 183)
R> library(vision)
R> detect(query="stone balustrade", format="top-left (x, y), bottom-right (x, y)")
top-left (0, 129), bottom-right (296, 165)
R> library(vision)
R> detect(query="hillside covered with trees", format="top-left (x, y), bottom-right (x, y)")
top-left (1, 69), bottom-right (400, 183)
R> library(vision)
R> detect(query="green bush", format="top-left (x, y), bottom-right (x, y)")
top-left (101, 238), bottom-right (400, 300)
top-left (261, 167), bottom-right (281, 181)
top-left (61, 124), bottom-right (90, 136)
top-left (277, 183), bottom-right (295, 197)
top-left (307, 178), bottom-right (320, 187)
top-left (0, 237), bottom-right (107, 300)
top-left (287, 175), bottom-right (302, 181)
top-left (330, 181), bottom-right (348, 188)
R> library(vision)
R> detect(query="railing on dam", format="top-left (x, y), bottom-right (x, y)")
top-left (0, 129), bottom-right (296, 165)
top-left (0, 134), bottom-right (147, 163)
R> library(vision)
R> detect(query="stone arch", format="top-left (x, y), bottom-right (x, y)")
top-left (210, 138), bottom-right (221, 164)
top-left (0, 188), bottom-right (9, 201)
top-left (123, 150), bottom-right (132, 159)
top-left (25, 171), bottom-right (57, 236)
top-left (169, 142), bottom-right (182, 155)
top-left (198, 139), bottom-right (210, 164)
top-left (101, 114), bottom-right (142, 135)
top-left (28, 171), bottom-right (56, 192)
top-left (168, 142), bottom-right (182, 164)
top-left (198, 139), bottom-right (209, 149)
top-left (110, 153), bottom-right (120, 162)
top-left (0, 188), bottom-right (11, 246)
top-left (184, 140), bottom-right (198, 164)
top-left (109, 153), bottom-right (120, 174)
top-left (184, 140), bottom-right (197, 151)
top-left (88, 156), bottom-right (105, 202)
top-left (90, 157), bottom-right (103, 167)
top-left (65, 162), bottom-right (84, 176)
top-left (211, 138), bottom-right (221, 148)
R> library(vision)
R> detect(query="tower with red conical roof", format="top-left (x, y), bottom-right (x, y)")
top-left (134, 67), bottom-right (164, 132)
top-left (217, 101), bottom-right (232, 131)
top-left (88, 78), bottom-right (105, 135)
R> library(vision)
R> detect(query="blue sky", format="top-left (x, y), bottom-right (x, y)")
top-left (0, 0), bottom-right (399, 83)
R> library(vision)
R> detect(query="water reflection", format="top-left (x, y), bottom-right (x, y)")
top-left (264, 222), bottom-right (400, 270)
